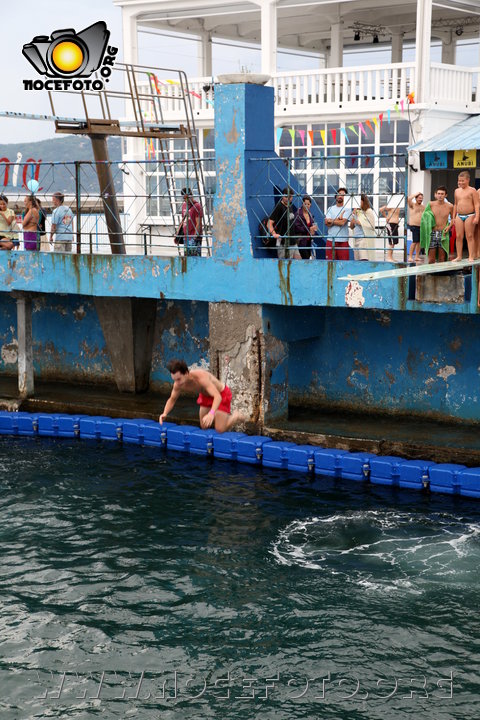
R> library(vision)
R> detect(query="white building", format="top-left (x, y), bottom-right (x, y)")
top-left (113, 0), bottom-right (480, 230)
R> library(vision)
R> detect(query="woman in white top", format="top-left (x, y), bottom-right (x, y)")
top-left (0, 195), bottom-right (19, 250)
top-left (349, 194), bottom-right (377, 261)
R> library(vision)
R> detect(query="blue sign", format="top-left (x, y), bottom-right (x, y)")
top-left (424, 151), bottom-right (448, 169)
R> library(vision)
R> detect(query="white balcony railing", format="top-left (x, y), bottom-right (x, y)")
top-left (150, 62), bottom-right (480, 121)
top-left (430, 63), bottom-right (479, 110)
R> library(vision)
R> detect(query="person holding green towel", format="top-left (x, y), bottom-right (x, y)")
top-left (420, 186), bottom-right (452, 264)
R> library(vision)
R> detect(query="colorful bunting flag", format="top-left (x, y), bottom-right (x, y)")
top-left (271, 92), bottom-right (412, 146)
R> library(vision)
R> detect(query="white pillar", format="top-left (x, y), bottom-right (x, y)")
top-left (415, 0), bottom-right (432, 103)
top-left (441, 31), bottom-right (455, 64)
top-left (391, 32), bottom-right (403, 63)
top-left (16, 295), bottom-right (34, 399)
top-left (329, 21), bottom-right (344, 68)
top-left (122, 10), bottom-right (139, 66)
top-left (261, 0), bottom-right (277, 75)
top-left (198, 33), bottom-right (213, 77)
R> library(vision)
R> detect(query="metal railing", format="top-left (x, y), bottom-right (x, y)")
top-left (248, 152), bottom-right (409, 261)
top-left (0, 159), bottom-right (213, 256)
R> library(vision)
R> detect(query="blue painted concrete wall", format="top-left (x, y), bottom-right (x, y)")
top-left (288, 307), bottom-right (480, 423)
top-left (0, 294), bottom-right (209, 389)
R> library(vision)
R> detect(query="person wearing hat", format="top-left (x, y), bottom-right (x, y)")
top-left (407, 192), bottom-right (425, 263)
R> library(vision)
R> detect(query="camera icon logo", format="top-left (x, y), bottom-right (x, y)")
top-left (22, 21), bottom-right (110, 79)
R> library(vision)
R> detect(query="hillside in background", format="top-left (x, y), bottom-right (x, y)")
top-left (0, 136), bottom-right (123, 196)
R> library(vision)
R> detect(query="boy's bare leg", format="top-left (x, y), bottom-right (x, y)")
top-left (214, 410), bottom-right (246, 433)
top-left (465, 216), bottom-right (476, 261)
top-left (437, 248), bottom-right (447, 263)
top-left (199, 406), bottom-right (209, 426)
top-left (428, 248), bottom-right (437, 264)
top-left (454, 217), bottom-right (465, 261)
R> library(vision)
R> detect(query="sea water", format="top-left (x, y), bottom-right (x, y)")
top-left (0, 436), bottom-right (479, 719)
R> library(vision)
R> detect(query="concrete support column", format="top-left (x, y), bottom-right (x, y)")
top-left (415, 0), bottom-right (433, 103)
top-left (198, 33), bottom-right (213, 77)
top-left (261, 0), bottom-right (277, 75)
top-left (441, 32), bottom-right (456, 65)
top-left (391, 31), bottom-right (403, 63)
top-left (95, 297), bottom-right (157, 393)
top-left (328, 21), bottom-right (344, 68)
top-left (16, 294), bottom-right (34, 398)
top-left (208, 303), bottom-right (288, 426)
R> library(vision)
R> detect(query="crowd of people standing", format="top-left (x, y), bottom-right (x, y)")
top-left (0, 192), bottom-right (73, 252)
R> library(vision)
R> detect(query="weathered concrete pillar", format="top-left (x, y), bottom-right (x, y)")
top-left (95, 297), bottom-right (157, 393)
top-left (16, 294), bottom-right (34, 398)
top-left (208, 302), bottom-right (288, 426)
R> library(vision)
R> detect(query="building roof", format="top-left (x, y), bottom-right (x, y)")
top-left (409, 114), bottom-right (480, 152)
top-left (113, 0), bottom-right (480, 53)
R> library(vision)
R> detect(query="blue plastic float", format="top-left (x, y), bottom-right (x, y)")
top-left (0, 411), bottom-right (478, 500)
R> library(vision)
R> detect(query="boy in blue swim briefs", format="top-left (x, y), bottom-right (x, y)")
top-left (453, 171), bottom-right (479, 262)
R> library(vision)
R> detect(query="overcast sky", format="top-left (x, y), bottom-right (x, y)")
top-left (1, 1), bottom-right (479, 146)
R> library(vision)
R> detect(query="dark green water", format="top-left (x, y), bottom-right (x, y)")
top-left (1, 437), bottom-right (479, 719)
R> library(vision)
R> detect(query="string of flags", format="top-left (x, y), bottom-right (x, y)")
top-left (146, 72), bottom-right (214, 106)
top-left (275, 92), bottom-right (415, 146)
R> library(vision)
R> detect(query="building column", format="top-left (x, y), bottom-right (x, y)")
top-left (198, 33), bottom-right (213, 77)
top-left (415, 0), bottom-right (432, 103)
top-left (261, 0), bottom-right (277, 75)
top-left (441, 31), bottom-right (456, 64)
top-left (122, 10), bottom-right (139, 66)
top-left (391, 31), bottom-right (403, 63)
top-left (328, 21), bottom-right (344, 68)
top-left (16, 294), bottom-right (34, 398)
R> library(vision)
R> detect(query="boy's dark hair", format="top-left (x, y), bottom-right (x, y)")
top-left (181, 187), bottom-right (192, 197)
top-left (53, 191), bottom-right (65, 203)
top-left (282, 187), bottom-right (293, 196)
top-left (435, 185), bottom-right (448, 193)
top-left (167, 359), bottom-right (189, 375)
top-left (0, 194), bottom-right (8, 203)
top-left (302, 195), bottom-right (312, 203)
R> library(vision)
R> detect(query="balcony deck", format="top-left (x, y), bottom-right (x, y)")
top-left (155, 62), bottom-right (480, 122)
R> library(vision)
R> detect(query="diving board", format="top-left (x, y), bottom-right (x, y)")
top-left (338, 258), bottom-right (480, 282)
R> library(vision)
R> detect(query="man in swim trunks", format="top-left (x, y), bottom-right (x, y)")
top-left (452, 171), bottom-right (479, 262)
top-left (159, 359), bottom-right (245, 432)
top-left (379, 203), bottom-right (402, 262)
top-left (420, 186), bottom-right (452, 264)
top-left (407, 192), bottom-right (425, 262)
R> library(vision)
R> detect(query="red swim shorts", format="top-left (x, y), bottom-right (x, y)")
top-left (197, 385), bottom-right (232, 414)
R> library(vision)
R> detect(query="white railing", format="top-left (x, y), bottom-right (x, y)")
top-left (273, 63), bottom-right (415, 113)
top-left (146, 63), bottom-right (480, 120)
top-left (430, 63), bottom-right (479, 110)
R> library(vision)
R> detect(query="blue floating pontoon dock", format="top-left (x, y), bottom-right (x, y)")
top-left (0, 411), bottom-right (479, 500)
